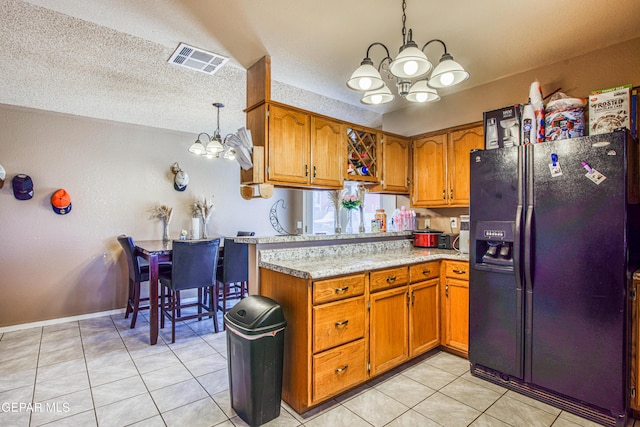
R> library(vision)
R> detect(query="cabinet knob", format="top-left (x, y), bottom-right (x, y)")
top-left (442, 190), bottom-right (446, 200)
top-left (335, 365), bottom-right (349, 373)
top-left (445, 284), bottom-right (449, 297)
top-left (450, 189), bottom-right (454, 200)
top-left (452, 269), bottom-right (466, 274)
top-left (335, 286), bottom-right (349, 293)
top-left (335, 320), bottom-right (349, 327)
top-left (422, 269), bottom-right (431, 275)
top-left (386, 276), bottom-right (396, 283)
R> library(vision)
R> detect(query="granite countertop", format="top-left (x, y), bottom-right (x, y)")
top-left (259, 239), bottom-right (468, 279)
top-left (235, 231), bottom-right (413, 245)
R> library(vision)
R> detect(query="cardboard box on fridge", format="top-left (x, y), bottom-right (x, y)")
top-left (483, 105), bottom-right (522, 150)
top-left (589, 84), bottom-right (632, 135)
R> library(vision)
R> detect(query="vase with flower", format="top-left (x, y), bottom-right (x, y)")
top-left (150, 205), bottom-right (173, 242)
top-left (192, 196), bottom-right (214, 239)
top-left (341, 193), bottom-right (361, 234)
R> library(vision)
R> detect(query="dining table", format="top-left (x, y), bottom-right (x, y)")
top-left (134, 238), bottom-right (222, 345)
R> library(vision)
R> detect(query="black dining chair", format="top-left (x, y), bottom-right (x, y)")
top-left (159, 239), bottom-right (220, 343)
top-left (117, 235), bottom-right (172, 329)
top-left (216, 238), bottom-right (249, 327)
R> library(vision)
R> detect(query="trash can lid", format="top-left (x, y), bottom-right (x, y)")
top-left (224, 295), bottom-right (286, 335)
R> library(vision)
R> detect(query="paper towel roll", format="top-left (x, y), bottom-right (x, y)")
top-left (191, 217), bottom-right (200, 240)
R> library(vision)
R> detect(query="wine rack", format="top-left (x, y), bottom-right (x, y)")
top-left (345, 127), bottom-right (379, 182)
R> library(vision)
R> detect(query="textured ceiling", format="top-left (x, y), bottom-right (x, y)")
top-left (2, 0), bottom-right (640, 135)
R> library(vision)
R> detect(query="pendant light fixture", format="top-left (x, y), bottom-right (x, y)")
top-left (346, 0), bottom-right (469, 105)
top-left (189, 103), bottom-right (235, 160)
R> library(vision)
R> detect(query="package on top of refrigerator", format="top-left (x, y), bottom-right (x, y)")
top-left (588, 84), bottom-right (632, 135)
top-left (483, 105), bottom-right (522, 150)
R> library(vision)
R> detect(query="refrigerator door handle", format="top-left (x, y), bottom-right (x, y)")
top-left (514, 145), bottom-right (524, 291)
top-left (524, 144), bottom-right (534, 291)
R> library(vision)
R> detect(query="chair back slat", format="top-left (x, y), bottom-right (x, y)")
top-left (221, 238), bottom-right (249, 284)
top-left (171, 239), bottom-right (220, 291)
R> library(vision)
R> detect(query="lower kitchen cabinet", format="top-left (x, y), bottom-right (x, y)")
top-left (369, 285), bottom-right (409, 376)
top-left (441, 261), bottom-right (469, 357)
top-left (259, 259), bottom-right (467, 414)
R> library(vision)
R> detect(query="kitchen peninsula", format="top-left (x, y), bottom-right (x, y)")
top-left (252, 233), bottom-right (470, 414)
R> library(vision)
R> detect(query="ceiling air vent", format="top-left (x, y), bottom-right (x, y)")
top-left (168, 43), bottom-right (229, 75)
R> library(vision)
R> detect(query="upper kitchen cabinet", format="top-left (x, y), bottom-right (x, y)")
top-left (310, 116), bottom-right (345, 188)
top-left (345, 126), bottom-right (380, 183)
top-left (411, 122), bottom-right (483, 208)
top-left (367, 133), bottom-right (410, 194)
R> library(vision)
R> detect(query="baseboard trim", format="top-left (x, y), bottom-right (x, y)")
top-left (0, 308), bottom-right (126, 333)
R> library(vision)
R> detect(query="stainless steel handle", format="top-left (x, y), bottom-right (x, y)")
top-left (335, 365), bottom-right (349, 373)
top-left (452, 269), bottom-right (466, 274)
top-left (445, 284), bottom-right (449, 297)
top-left (411, 291), bottom-right (415, 305)
top-left (442, 189), bottom-right (446, 200)
top-left (305, 164), bottom-right (309, 177)
top-left (386, 276), bottom-right (396, 283)
top-left (335, 286), bottom-right (349, 293)
top-left (335, 320), bottom-right (349, 327)
top-left (313, 165), bottom-right (317, 178)
top-left (450, 189), bottom-right (454, 200)
top-left (422, 269), bottom-right (431, 275)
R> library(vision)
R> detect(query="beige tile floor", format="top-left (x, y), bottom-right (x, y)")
top-left (0, 309), bottom-right (636, 427)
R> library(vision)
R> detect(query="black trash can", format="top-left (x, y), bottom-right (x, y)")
top-left (224, 295), bottom-right (286, 427)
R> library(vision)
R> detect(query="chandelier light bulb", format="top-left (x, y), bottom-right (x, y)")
top-left (439, 72), bottom-right (455, 86)
top-left (415, 92), bottom-right (429, 102)
top-left (370, 94), bottom-right (383, 104)
top-left (359, 77), bottom-right (373, 90)
top-left (403, 60), bottom-right (419, 76)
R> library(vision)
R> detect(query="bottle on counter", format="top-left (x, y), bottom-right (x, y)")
top-left (375, 209), bottom-right (387, 232)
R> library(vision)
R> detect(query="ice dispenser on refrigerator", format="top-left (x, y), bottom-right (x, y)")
top-left (473, 221), bottom-right (514, 268)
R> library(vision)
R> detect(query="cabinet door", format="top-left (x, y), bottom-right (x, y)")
top-left (379, 135), bottom-right (410, 193)
top-left (447, 125), bottom-right (484, 207)
top-left (442, 277), bottom-right (469, 355)
top-left (409, 278), bottom-right (439, 357)
top-left (369, 286), bottom-right (409, 376)
top-left (267, 105), bottom-right (310, 184)
top-left (310, 117), bottom-right (344, 188)
top-left (411, 134), bottom-right (447, 207)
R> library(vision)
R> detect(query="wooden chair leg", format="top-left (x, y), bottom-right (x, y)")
top-left (130, 280), bottom-right (141, 329)
top-left (160, 284), bottom-right (166, 329)
top-left (210, 286), bottom-right (219, 333)
top-left (125, 278), bottom-right (134, 319)
top-left (171, 290), bottom-right (177, 344)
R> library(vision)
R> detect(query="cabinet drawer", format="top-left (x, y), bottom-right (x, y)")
top-left (313, 274), bottom-right (366, 304)
top-left (370, 266), bottom-right (408, 292)
top-left (313, 338), bottom-right (366, 403)
top-left (313, 296), bottom-right (365, 353)
top-left (409, 261), bottom-right (440, 283)
top-left (445, 261), bottom-right (469, 280)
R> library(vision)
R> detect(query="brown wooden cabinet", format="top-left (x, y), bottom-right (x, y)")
top-left (411, 123), bottom-right (483, 208)
top-left (369, 280), bottom-right (408, 376)
top-left (441, 260), bottom-right (469, 357)
top-left (259, 259), bottom-right (467, 414)
top-left (367, 133), bottom-right (410, 194)
top-left (345, 126), bottom-right (380, 182)
top-left (260, 269), bottom-right (368, 413)
top-left (244, 102), bottom-right (344, 189)
top-left (409, 261), bottom-right (440, 357)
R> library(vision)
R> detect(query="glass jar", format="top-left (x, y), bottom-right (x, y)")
top-left (375, 209), bottom-right (387, 232)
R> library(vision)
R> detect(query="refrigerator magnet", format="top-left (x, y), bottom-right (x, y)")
top-left (585, 169), bottom-right (606, 185)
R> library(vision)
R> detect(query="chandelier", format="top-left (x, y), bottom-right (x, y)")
top-left (346, 0), bottom-right (469, 105)
top-left (188, 103), bottom-right (236, 159)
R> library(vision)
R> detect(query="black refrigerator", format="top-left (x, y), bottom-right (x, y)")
top-left (469, 130), bottom-right (639, 427)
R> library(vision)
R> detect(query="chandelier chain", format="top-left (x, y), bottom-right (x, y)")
top-left (401, 0), bottom-right (407, 45)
